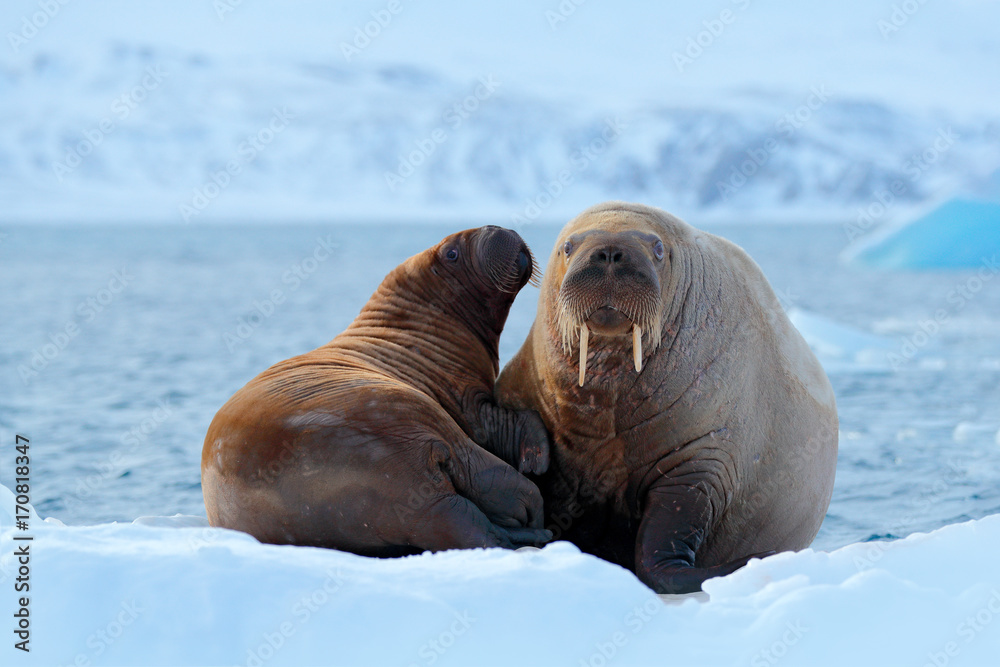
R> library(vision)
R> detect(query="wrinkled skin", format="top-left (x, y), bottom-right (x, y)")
top-left (202, 226), bottom-right (551, 555)
top-left (496, 202), bottom-right (838, 593)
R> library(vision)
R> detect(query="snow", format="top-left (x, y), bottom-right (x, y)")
top-left (2, 0), bottom-right (999, 223)
top-left (4, 483), bottom-right (1000, 666)
top-left (844, 198), bottom-right (1000, 270)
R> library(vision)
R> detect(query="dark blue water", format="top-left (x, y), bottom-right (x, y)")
top-left (1, 222), bottom-right (998, 551)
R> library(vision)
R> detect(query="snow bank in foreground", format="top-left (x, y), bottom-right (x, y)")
top-left (844, 198), bottom-right (1000, 270)
top-left (3, 483), bottom-right (1000, 667)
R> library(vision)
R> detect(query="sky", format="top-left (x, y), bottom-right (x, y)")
top-left (4, 0), bottom-right (999, 117)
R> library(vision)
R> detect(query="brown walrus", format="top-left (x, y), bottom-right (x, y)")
top-left (496, 202), bottom-right (838, 593)
top-left (202, 226), bottom-right (552, 555)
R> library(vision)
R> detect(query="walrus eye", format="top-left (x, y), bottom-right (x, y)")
top-left (563, 241), bottom-right (573, 256)
top-left (653, 240), bottom-right (664, 261)
top-left (445, 247), bottom-right (459, 262)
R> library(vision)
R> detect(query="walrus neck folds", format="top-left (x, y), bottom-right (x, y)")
top-left (341, 270), bottom-right (508, 424)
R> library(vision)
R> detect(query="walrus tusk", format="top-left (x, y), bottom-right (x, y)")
top-left (578, 324), bottom-right (589, 387)
top-left (633, 324), bottom-right (642, 373)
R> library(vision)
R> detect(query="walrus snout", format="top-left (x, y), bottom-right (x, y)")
top-left (477, 226), bottom-right (540, 293)
top-left (567, 235), bottom-right (660, 289)
top-left (588, 243), bottom-right (631, 267)
top-left (557, 234), bottom-right (662, 338)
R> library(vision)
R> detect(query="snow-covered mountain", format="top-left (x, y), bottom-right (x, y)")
top-left (2, 0), bottom-right (999, 223)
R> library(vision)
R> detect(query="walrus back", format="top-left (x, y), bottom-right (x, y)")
top-left (699, 230), bottom-right (836, 412)
top-left (201, 349), bottom-right (462, 549)
top-left (688, 230), bottom-right (839, 563)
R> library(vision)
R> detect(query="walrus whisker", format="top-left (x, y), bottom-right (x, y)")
top-left (556, 281), bottom-right (662, 377)
top-left (578, 324), bottom-right (589, 387)
top-left (486, 262), bottom-right (519, 294)
top-left (528, 255), bottom-right (542, 288)
top-left (485, 243), bottom-right (541, 294)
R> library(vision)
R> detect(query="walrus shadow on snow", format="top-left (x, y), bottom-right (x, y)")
top-left (496, 202), bottom-right (839, 594)
top-left (202, 226), bottom-right (552, 556)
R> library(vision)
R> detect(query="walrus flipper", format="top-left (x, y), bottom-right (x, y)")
top-left (414, 495), bottom-right (552, 551)
top-left (431, 439), bottom-right (548, 531)
top-left (635, 482), bottom-right (773, 594)
top-left (472, 397), bottom-right (551, 475)
top-left (408, 439), bottom-right (551, 551)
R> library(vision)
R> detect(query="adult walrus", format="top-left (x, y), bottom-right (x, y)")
top-left (496, 202), bottom-right (838, 593)
top-left (202, 226), bottom-right (552, 555)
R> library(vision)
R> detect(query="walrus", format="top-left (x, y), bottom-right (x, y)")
top-left (202, 226), bottom-right (552, 555)
top-left (496, 202), bottom-right (838, 593)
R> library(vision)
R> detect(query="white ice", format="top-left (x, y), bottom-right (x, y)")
top-left (787, 308), bottom-right (898, 372)
top-left (3, 483), bottom-right (1000, 666)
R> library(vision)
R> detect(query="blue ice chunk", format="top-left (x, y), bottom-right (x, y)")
top-left (847, 198), bottom-right (1000, 269)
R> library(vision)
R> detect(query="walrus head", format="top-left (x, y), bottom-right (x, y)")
top-left (430, 225), bottom-right (539, 296)
top-left (413, 225), bottom-right (540, 344)
top-left (548, 205), bottom-right (676, 386)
